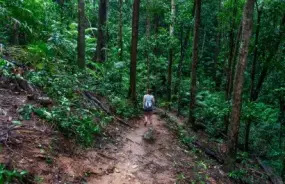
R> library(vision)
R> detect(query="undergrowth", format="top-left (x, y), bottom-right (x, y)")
top-left (1, 46), bottom-right (139, 147)
top-left (0, 164), bottom-right (28, 184)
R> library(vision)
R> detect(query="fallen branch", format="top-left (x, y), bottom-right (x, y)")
top-left (156, 108), bottom-right (224, 164)
top-left (14, 77), bottom-right (35, 93)
top-left (192, 141), bottom-right (224, 164)
top-left (97, 152), bottom-right (117, 160)
top-left (27, 95), bottom-right (52, 106)
top-left (256, 158), bottom-right (283, 184)
top-left (126, 137), bottom-right (141, 146)
top-left (0, 124), bottom-right (17, 138)
top-left (84, 91), bottom-right (110, 114)
top-left (83, 91), bottom-right (133, 128)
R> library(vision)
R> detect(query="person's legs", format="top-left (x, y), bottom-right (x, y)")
top-left (144, 113), bottom-right (148, 126)
top-left (148, 112), bottom-right (152, 125)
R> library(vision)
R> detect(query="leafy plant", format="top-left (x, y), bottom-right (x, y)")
top-left (0, 164), bottom-right (28, 183)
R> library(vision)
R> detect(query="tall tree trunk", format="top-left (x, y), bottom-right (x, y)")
top-left (250, 3), bottom-right (262, 101)
top-left (214, 0), bottom-right (221, 90)
top-left (118, 0), bottom-right (123, 61)
top-left (77, 0), bottom-right (85, 69)
top-left (167, 0), bottom-right (175, 110)
top-left (280, 95), bottom-right (285, 180)
top-left (146, 3), bottom-right (151, 90)
top-left (225, 0), bottom-right (255, 171)
top-left (177, 25), bottom-right (191, 116)
top-left (177, 1), bottom-right (196, 116)
top-left (226, 0), bottom-right (238, 99)
top-left (200, 28), bottom-right (206, 58)
top-left (129, 0), bottom-right (140, 104)
top-left (279, 96), bottom-right (285, 149)
top-left (188, 0), bottom-right (201, 128)
top-left (244, 3), bottom-right (263, 151)
top-left (224, 0), bottom-right (238, 133)
top-left (252, 14), bottom-right (285, 101)
top-left (214, 31), bottom-right (221, 90)
top-left (177, 24), bottom-right (185, 116)
top-left (244, 15), bottom-right (285, 151)
top-left (282, 158), bottom-right (285, 181)
top-left (95, 0), bottom-right (107, 62)
top-left (229, 24), bottom-right (242, 97)
top-left (12, 21), bottom-right (19, 45)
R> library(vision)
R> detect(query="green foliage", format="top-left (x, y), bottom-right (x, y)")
top-left (19, 104), bottom-right (34, 120)
top-left (228, 169), bottom-right (247, 180)
top-left (0, 59), bottom-right (13, 77)
top-left (110, 96), bottom-right (139, 118)
top-left (177, 124), bottom-right (196, 145)
top-left (242, 101), bottom-right (278, 122)
top-left (195, 91), bottom-right (229, 136)
top-left (0, 164), bottom-right (28, 184)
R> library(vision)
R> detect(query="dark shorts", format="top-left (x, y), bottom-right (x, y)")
top-left (144, 108), bottom-right (153, 115)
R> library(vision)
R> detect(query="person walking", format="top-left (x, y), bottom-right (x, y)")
top-left (143, 89), bottom-right (155, 126)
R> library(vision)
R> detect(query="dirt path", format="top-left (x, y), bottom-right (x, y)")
top-left (89, 115), bottom-right (182, 184)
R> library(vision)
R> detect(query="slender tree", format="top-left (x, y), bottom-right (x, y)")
top-left (225, 0), bottom-right (255, 170)
top-left (118, 0), bottom-right (123, 61)
top-left (129, 0), bottom-right (140, 104)
top-left (167, 0), bottom-right (175, 110)
top-left (244, 14), bottom-right (284, 151)
top-left (225, 0), bottom-right (238, 100)
top-left (252, 14), bottom-right (285, 101)
top-left (77, 0), bottom-right (85, 69)
top-left (213, 0), bottom-right (221, 90)
top-left (95, 0), bottom-right (107, 62)
top-left (12, 21), bottom-right (19, 45)
top-left (244, 2), bottom-right (263, 151)
top-left (188, 0), bottom-right (201, 128)
top-left (224, 0), bottom-right (239, 133)
top-left (280, 94), bottom-right (285, 180)
top-left (177, 1), bottom-right (196, 116)
top-left (146, 2), bottom-right (151, 90)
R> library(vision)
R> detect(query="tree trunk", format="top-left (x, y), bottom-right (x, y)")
top-left (95, 0), bottom-right (107, 62)
top-left (225, 0), bottom-right (255, 171)
top-left (226, 0), bottom-right (238, 100)
top-left (282, 158), bottom-right (285, 181)
top-left (281, 95), bottom-right (285, 180)
top-left (129, 0), bottom-right (140, 104)
top-left (77, 0), bottom-right (85, 69)
top-left (245, 15), bottom-right (285, 151)
top-left (167, 0), bottom-right (175, 110)
top-left (12, 21), bottom-right (19, 45)
top-left (250, 3), bottom-right (262, 101)
top-left (224, 0), bottom-right (238, 133)
top-left (214, 0), bottom-right (221, 90)
top-left (279, 96), bottom-right (285, 149)
top-left (229, 24), bottom-right (242, 97)
top-left (252, 14), bottom-right (285, 101)
top-left (177, 24), bottom-right (185, 116)
top-left (177, 1), bottom-right (196, 116)
top-left (188, 0), bottom-right (201, 128)
top-left (200, 28), bottom-right (206, 58)
top-left (244, 3), bottom-right (263, 151)
top-left (118, 0), bottom-right (123, 61)
top-left (146, 3), bottom-right (151, 90)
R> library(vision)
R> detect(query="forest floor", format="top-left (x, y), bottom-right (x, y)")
top-left (0, 84), bottom-right (268, 184)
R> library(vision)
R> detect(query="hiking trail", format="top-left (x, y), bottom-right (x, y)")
top-left (0, 87), bottom-right (231, 184)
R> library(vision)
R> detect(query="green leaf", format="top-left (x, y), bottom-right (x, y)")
top-left (12, 121), bottom-right (22, 126)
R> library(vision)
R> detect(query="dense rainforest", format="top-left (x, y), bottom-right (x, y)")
top-left (0, 0), bottom-right (284, 183)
